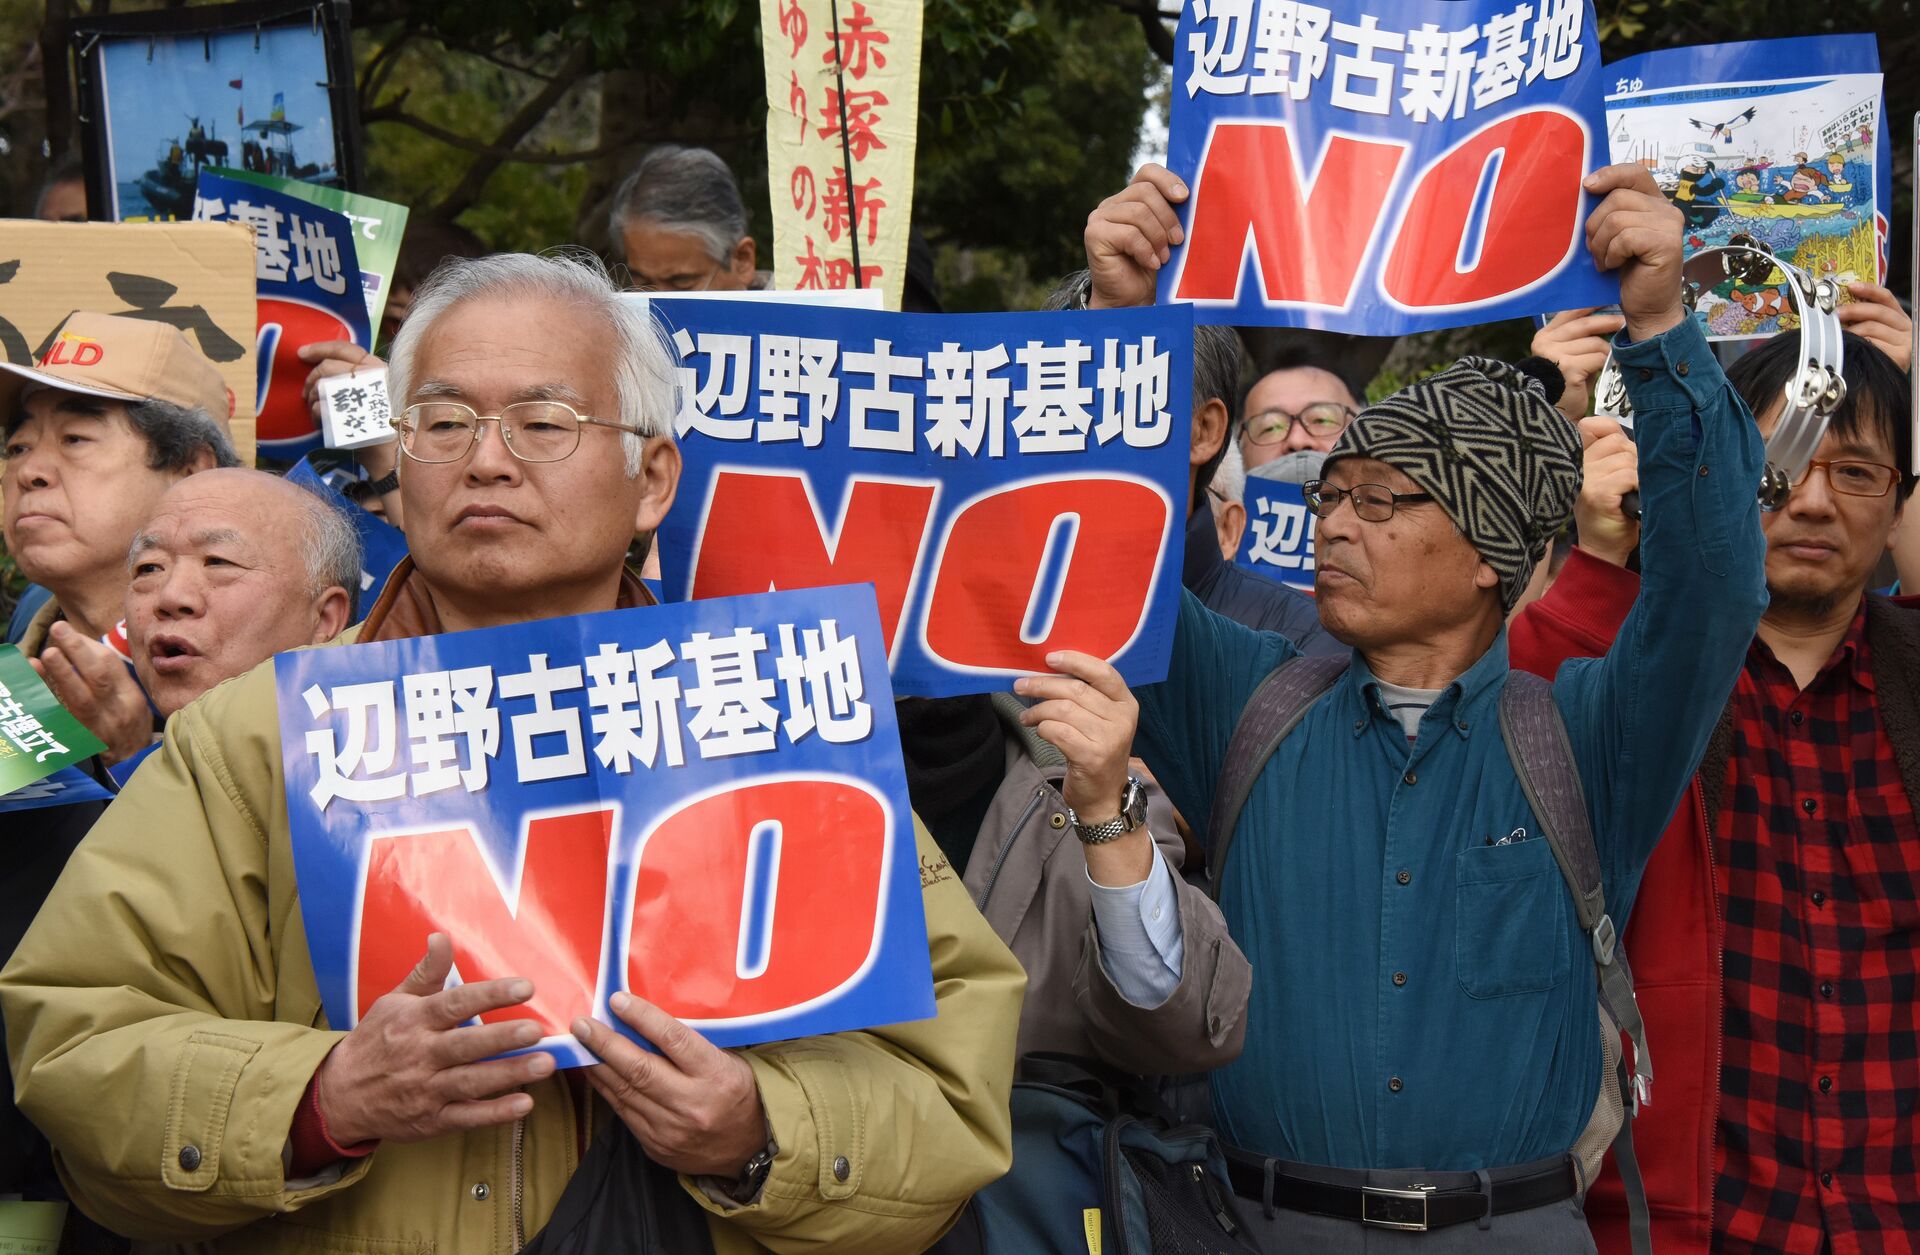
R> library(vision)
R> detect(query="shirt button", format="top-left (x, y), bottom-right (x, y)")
top-left (1151, 906), bottom-right (1163, 922)
top-left (1392, 971), bottom-right (1407, 987)
top-left (1456, 720), bottom-right (1468, 732)
top-left (1803, 798), bottom-right (1818, 815)
top-left (1050, 813), bottom-right (1067, 830)
top-left (1698, 464), bottom-right (1710, 478)
top-left (1820, 981), bottom-right (1834, 998)
top-left (1812, 890), bottom-right (1826, 906)
top-left (1638, 368), bottom-right (1653, 382)
top-left (1388, 1076), bottom-right (1404, 1093)
top-left (1790, 710), bottom-right (1806, 726)
top-left (177, 1145), bottom-right (202, 1173)
top-left (833, 1155), bottom-right (852, 1182)
top-left (1396, 869), bottom-right (1412, 886)
top-left (1403, 771), bottom-right (1417, 786)
top-left (1677, 361), bottom-right (1691, 376)
top-left (1354, 719), bottom-right (1366, 733)
top-left (1819, 1075), bottom-right (1833, 1093)
top-left (1822, 1171), bottom-right (1834, 1188)
top-left (471, 1182), bottom-right (491, 1201)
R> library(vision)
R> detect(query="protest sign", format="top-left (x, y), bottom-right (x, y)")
top-left (1605, 35), bottom-right (1886, 340)
top-left (277, 585), bottom-right (933, 1065)
top-left (208, 168), bottom-right (410, 331)
top-left (0, 220), bottom-right (257, 462)
top-left (317, 365), bottom-right (395, 449)
top-left (1161, 0), bottom-right (1617, 334)
top-left (0, 765), bottom-right (114, 815)
top-left (196, 171), bottom-right (373, 459)
top-left (653, 300), bottom-right (1195, 697)
top-left (1235, 479), bottom-right (1318, 591)
top-left (0, 645), bottom-right (106, 799)
top-left (285, 454), bottom-right (411, 610)
top-left (761, 0), bottom-right (921, 309)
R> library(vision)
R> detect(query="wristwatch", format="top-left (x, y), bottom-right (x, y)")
top-left (1068, 775), bottom-right (1148, 844)
top-left (726, 1138), bottom-right (779, 1203)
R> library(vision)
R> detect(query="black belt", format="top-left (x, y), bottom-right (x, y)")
top-left (1224, 1150), bottom-right (1579, 1233)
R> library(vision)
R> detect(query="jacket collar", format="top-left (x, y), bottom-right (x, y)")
top-left (1345, 628), bottom-right (1509, 742)
top-left (357, 555), bottom-right (658, 644)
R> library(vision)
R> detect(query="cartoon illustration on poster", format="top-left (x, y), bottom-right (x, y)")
top-left (1605, 35), bottom-right (1886, 340)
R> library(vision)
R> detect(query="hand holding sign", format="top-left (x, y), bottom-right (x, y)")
top-left (1583, 164), bottom-right (1688, 341)
top-left (1084, 164), bottom-right (1188, 310)
top-left (1838, 282), bottom-right (1912, 370)
top-left (1015, 650), bottom-right (1153, 886)
top-left (572, 992), bottom-right (767, 1178)
top-left (1530, 308), bottom-right (1627, 421)
top-left (1575, 416), bottom-right (1641, 569)
top-left (313, 933), bottom-right (553, 1146)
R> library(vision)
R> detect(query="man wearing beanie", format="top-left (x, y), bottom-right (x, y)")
top-left (1051, 164), bottom-right (1768, 1249)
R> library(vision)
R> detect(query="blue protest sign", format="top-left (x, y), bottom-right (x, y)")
top-left (1604, 35), bottom-right (1886, 340)
top-left (653, 299), bottom-right (1195, 698)
top-left (276, 585), bottom-right (933, 1066)
top-left (286, 455), bottom-right (409, 610)
top-left (195, 171), bottom-right (371, 459)
top-left (0, 765), bottom-right (113, 815)
top-left (1235, 479), bottom-right (1318, 590)
top-left (1161, 0), bottom-right (1617, 333)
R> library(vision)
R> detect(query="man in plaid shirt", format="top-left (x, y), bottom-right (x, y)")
top-left (1511, 326), bottom-right (1920, 1254)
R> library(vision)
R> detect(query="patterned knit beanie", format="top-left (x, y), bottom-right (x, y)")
top-left (1324, 356), bottom-right (1581, 611)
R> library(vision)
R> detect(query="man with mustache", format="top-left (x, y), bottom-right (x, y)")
top-left (1061, 162), bottom-right (1768, 1249)
top-left (1512, 330), bottom-right (1920, 1255)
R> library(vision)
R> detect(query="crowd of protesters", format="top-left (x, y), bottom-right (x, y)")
top-left (0, 126), bottom-right (1915, 1255)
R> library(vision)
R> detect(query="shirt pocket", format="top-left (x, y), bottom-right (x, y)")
top-left (1454, 840), bottom-right (1570, 999)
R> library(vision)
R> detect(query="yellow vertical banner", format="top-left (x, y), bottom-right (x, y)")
top-left (762, 0), bottom-right (922, 310)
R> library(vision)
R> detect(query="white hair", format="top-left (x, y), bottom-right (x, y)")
top-left (288, 484), bottom-right (365, 616)
top-left (387, 249), bottom-right (679, 475)
top-left (607, 145), bottom-right (749, 266)
top-left (1212, 439), bottom-right (1247, 506)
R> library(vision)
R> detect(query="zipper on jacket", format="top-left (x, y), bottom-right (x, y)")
top-left (510, 1115), bottom-right (527, 1252)
top-left (1192, 1161), bottom-right (1240, 1235)
top-left (974, 787), bottom-right (1046, 911)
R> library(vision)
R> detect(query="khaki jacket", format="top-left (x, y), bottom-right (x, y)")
top-left (961, 697), bottom-right (1250, 1075)
top-left (1, 562), bottom-right (1025, 1254)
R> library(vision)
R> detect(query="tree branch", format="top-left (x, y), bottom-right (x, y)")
top-left (1098, 0), bottom-right (1176, 64)
top-left (431, 40), bottom-right (596, 218)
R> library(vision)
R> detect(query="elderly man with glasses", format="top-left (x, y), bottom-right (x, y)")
top-left (1238, 360), bottom-right (1364, 470)
top-left (1033, 163), bottom-right (1769, 1250)
top-left (1, 253), bottom-right (1024, 1255)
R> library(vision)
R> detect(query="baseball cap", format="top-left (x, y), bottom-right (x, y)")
top-left (0, 311), bottom-right (233, 427)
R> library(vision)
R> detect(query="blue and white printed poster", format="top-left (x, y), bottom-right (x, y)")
top-left (652, 299), bottom-right (1196, 697)
top-left (195, 171), bottom-right (371, 458)
top-left (1235, 479), bottom-right (1317, 591)
top-left (1161, 0), bottom-right (1618, 332)
top-left (277, 585), bottom-right (934, 1067)
top-left (1605, 35), bottom-right (1887, 339)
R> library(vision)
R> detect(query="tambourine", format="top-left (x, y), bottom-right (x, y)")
top-left (1591, 239), bottom-right (1846, 514)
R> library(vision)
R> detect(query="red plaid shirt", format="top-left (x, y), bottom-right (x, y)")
top-left (1714, 602), bottom-right (1920, 1254)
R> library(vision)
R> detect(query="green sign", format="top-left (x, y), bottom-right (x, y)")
top-left (207, 167), bottom-right (409, 333)
top-left (0, 644), bottom-right (106, 797)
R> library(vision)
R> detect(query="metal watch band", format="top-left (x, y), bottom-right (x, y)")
top-left (1070, 776), bottom-right (1147, 844)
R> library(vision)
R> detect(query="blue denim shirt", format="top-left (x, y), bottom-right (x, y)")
top-left (1135, 316), bottom-right (1768, 1170)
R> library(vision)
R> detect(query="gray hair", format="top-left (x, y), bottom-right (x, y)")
top-left (289, 484), bottom-right (365, 618)
top-left (1211, 440), bottom-right (1246, 506)
top-left (608, 145), bottom-right (749, 266)
top-left (128, 399), bottom-right (241, 472)
top-left (386, 250), bottom-right (679, 476)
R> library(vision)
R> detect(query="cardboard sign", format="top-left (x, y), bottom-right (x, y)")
top-left (0, 220), bottom-right (257, 462)
top-left (1161, 0), bottom-right (1617, 333)
top-left (208, 168), bottom-right (410, 332)
top-left (195, 171), bottom-right (371, 460)
top-left (1606, 35), bottom-right (1886, 340)
top-left (276, 585), bottom-right (933, 1065)
top-left (1235, 479), bottom-right (1318, 591)
top-left (653, 300), bottom-right (1195, 697)
top-left (0, 645), bottom-right (107, 798)
top-left (761, 0), bottom-right (922, 309)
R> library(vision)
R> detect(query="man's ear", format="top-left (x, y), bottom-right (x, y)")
top-left (633, 435), bottom-right (682, 536)
top-left (181, 444), bottom-right (221, 477)
top-left (312, 586), bottom-right (354, 640)
top-left (1191, 397), bottom-right (1228, 468)
top-left (730, 236), bottom-right (758, 284)
top-left (1214, 500), bottom-right (1246, 561)
top-left (1474, 558), bottom-right (1502, 592)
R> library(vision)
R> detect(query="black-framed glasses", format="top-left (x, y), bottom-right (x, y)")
top-left (396, 400), bottom-right (646, 464)
top-left (1244, 402), bottom-right (1355, 446)
top-left (1791, 458), bottom-right (1902, 499)
top-left (1303, 480), bottom-right (1436, 523)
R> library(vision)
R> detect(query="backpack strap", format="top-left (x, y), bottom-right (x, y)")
top-left (1206, 655), bottom-right (1350, 899)
top-left (1498, 671), bottom-right (1652, 1255)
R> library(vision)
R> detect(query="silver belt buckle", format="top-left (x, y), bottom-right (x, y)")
top-left (1360, 1184), bottom-right (1435, 1231)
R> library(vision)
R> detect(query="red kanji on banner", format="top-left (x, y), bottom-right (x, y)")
top-left (818, 88), bottom-right (889, 162)
top-left (824, 0), bottom-right (889, 79)
top-left (778, 0), bottom-right (809, 58)
top-left (788, 70), bottom-right (809, 140)
top-left (822, 169), bottom-right (886, 246)
top-left (791, 166), bottom-right (819, 219)
top-left (795, 236), bottom-right (827, 289)
top-left (824, 257), bottom-right (883, 288)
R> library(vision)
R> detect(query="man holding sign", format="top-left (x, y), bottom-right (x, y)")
top-left (1, 253), bottom-right (1024, 1254)
top-left (1082, 160), bottom-right (1769, 1249)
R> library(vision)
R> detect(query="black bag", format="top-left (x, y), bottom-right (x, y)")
top-left (518, 1117), bottom-right (715, 1255)
top-left (930, 1054), bottom-right (1258, 1255)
